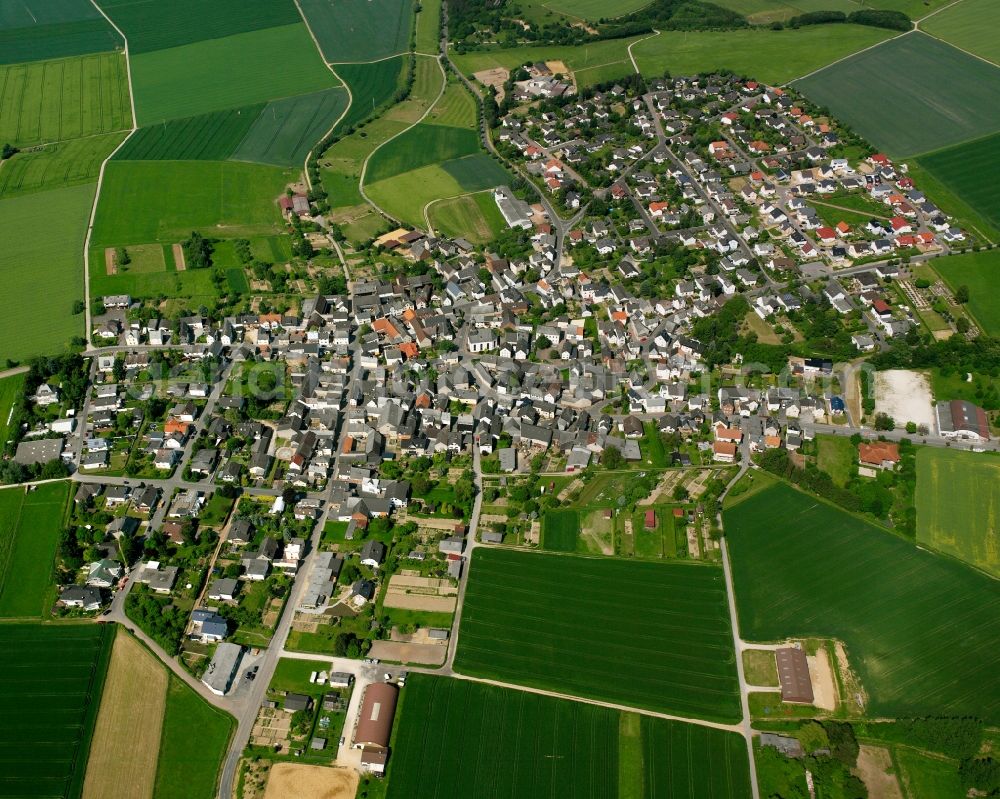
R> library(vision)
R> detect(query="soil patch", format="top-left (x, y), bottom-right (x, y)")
top-left (807, 646), bottom-right (837, 711)
top-left (263, 763), bottom-right (358, 799)
top-left (369, 639), bottom-right (447, 665)
top-left (172, 242), bottom-right (186, 271)
top-left (852, 745), bottom-right (903, 799)
top-left (874, 369), bottom-right (935, 430)
top-left (104, 247), bottom-right (117, 275)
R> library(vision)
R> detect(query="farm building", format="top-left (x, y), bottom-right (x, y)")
top-left (936, 400), bottom-right (990, 441)
top-left (775, 647), bottom-right (814, 704)
top-left (858, 441), bottom-right (900, 470)
top-left (644, 510), bottom-right (656, 530)
top-left (354, 682), bottom-right (399, 774)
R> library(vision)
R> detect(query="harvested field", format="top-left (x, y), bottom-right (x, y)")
top-left (82, 633), bottom-right (167, 799)
top-left (263, 763), bottom-right (357, 799)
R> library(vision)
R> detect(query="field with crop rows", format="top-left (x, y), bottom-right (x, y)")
top-left (0, 53), bottom-right (131, 146)
top-left (915, 132), bottom-right (1000, 234)
top-left (114, 108), bottom-right (263, 161)
top-left (298, 0), bottom-right (414, 62)
top-left (0, 183), bottom-right (91, 361)
top-left (542, 509), bottom-right (581, 551)
top-left (915, 448), bottom-right (1000, 577)
top-left (0, 132), bottom-right (124, 197)
top-left (388, 675), bottom-right (751, 799)
top-left (921, 0), bottom-right (1000, 66)
top-left (795, 33), bottom-right (1000, 156)
top-left (0, 0), bottom-right (122, 64)
top-left (455, 548), bottom-right (741, 722)
top-left (336, 57), bottom-right (407, 132)
top-left (726, 482), bottom-right (1000, 722)
top-left (933, 249), bottom-right (1000, 336)
top-left (366, 124), bottom-right (479, 183)
top-left (0, 623), bottom-right (114, 798)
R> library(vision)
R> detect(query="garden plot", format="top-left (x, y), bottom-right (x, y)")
top-left (382, 574), bottom-right (457, 613)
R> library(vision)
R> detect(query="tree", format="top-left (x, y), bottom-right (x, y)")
top-left (181, 231), bottom-right (214, 269)
top-left (956, 316), bottom-right (970, 334)
top-left (601, 446), bottom-right (625, 470)
top-left (955, 284), bottom-right (970, 304)
top-left (873, 413), bottom-right (895, 431)
top-left (1, 143), bottom-right (17, 160)
top-left (115, 246), bottom-right (131, 267)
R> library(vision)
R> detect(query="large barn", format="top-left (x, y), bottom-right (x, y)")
top-left (354, 682), bottom-right (399, 774)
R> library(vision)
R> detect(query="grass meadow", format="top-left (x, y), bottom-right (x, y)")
top-left (0, 131), bottom-right (124, 197)
top-left (430, 191), bottom-right (507, 243)
top-left (388, 675), bottom-right (751, 799)
top-left (0, 372), bottom-right (26, 450)
top-left (915, 448), bottom-right (1000, 577)
top-left (933, 249), bottom-right (1000, 336)
top-left (0, 623), bottom-right (114, 798)
top-left (0, 52), bottom-right (131, 146)
top-left (92, 160), bottom-right (292, 247)
top-left (530, 0), bottom-right (654, 20)
top-left (298, 0), bottom-right (414, 62)
top-left (0, 182), bottom-right (91, 362)
top-left (98, 0), bottom-right (300, 54)
top-left (129, 24), bottom-right (337, 125)
top-left (0, 481), bottom-right (71, 618)
top-left (726, 482), bottom-right (1000, 722)
top-left (711, 0), bottom-right (950, 23)
top-left (921, 0), bottom-right (1000, 66)
top-left (455, 548), bottom-right (741, 722)
top-left (415, 0), bottom-right (441, 54)
top-left (915, 132), bottom-right (1000, 236)
top-left (0, 0), bottom-right (122, 64)
top-left (794, 33), bottom-right (1000, 157)
top-left (816, 434), bottom-right (855, 487)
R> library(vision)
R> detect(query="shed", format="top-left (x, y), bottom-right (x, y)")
top-left (775, 647), bottom-right (814, 704)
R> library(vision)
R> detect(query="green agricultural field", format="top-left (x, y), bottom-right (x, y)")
top-left (0, 182), bottom-right (91, 362)
top-left (0, 52), bottom-right (131, 146)
top-left (0, 0), bottom-right (122, 64)
top-left (129, 24), bottom-right (338, 125)
top-left (795, 33), bottom-right (1000, 157)
top-left (915, 448), bottom-right (1000, 577)
top-left (231, 87), bottom-right (349, 166)
top-left (0, 131), bottom-right (125, 197)
top-left (335, 57), bottom-right (407, 132)
top-left (415, 0), bottom-right (441, 54)
top-left (424, 81), bottom-right (477, 129)
top-left (429, 191), bottom-right (506, 243)
top-left (710, 0), bottom-right (949, 23)
top-left (440, 153), bottom-right (510, 189)
top-left (90, 261), bottom-right (224, 305)
top-left (542, 508), bottom-right (581, 551)
top-left (298, 0), bottom-right (414, 62)
top-left (632, 24), bottom-right (894, 86)
top-left (389, 675), bottom-right (751, 799)
top-left (0, 481), bottom-right (71, 618)
top-left (906, 158), bottom-right (1000, 244)
top-left (98, 0), bottom-right (301, 54)
top-left (922, 0), bottom-right (1000, 66)
top-left (0, 624), bottom-right (113, 799)
top-left (933, 249), bottom-right (1000, 336)
top-left (456, 548), bottom-right (741, 722)
top-left (114, 108), bottom-right (264, 161)
top-left (726, 482), bottom-right (1000, 722)
top-left (915, 132), bottom-right (1000, 236)
top-left (152, 675), bottom-right (234, 799)
top-left (0, 372), bottom-right (26, 450)
top-left (365, 124), bottom-right (479, 183)
top-left (92, 160), bottom-right (293, 247)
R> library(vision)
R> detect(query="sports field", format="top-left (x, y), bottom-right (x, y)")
top-left (298, 0), bottom-right (414, 62)
top-left (389, 675), bottom-right (750, 799)
top-left (129, 24), bottom-right (338, 125)
top-left (915, 448), bottom-right (1000, 577)
top-left (83, 632), bottom-right (167, 799)
top-left (455, 548), bottom-right (741, 722)
top-left (152, 676), bottom-right (234, 799)
top-left (0, 0), bottom-right (122, 64)
top-left (932, 249), bottom-right (1000, 336)
top-left (92, 160), bottom-right (292, 247)
top-left (430, 191), bottom-right (506, 243)
top-left (0, 623), bottom-right (114, 799)
top-left (335, 57), bottom-right (407, 132)
top-left (0, 183), bottom-right (91, 362)
top-left (0, 52), bottom-right (131, 146)
top-left (915, 132), bottom-right (1000, 235)
top-left (0, 481), bottom-right (71, 618)
top-left (795, 33), bottom-right (1000, 156)
top-left (726, 482), bottom-right (1000, 722)
top-left (0, 132), bottom-right (125, 197)
top-left (633, 24), bottom-right (894, 85)
top-left (922, 0), bottom-right (1000, 66)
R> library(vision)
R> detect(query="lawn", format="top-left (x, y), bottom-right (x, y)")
top-left (0, 131), bottom-right (125, 197)
top-left (387, 674), bottom-right (751, 799)
top-left (92, 160), bottom-right (292, 247)
top-left (632, 24), bottom-right (894, 85)
top-left (298, 0), bottom-right (414, 63)
top-left (415, 0), bottom-right (441, 54)
top-left (0, 182), bottom-right (91, 362)
top-left (0, 372), bottom-right (25, 450)
top-left (455, 548), bottom-right (741, 722)
top-left (429, 191), bottom-right (506, 243)
top-left (0, 482), bottom-right (71, 618)
top-left (269, 657), bottom-right (331, 695)
top-left (726, 481), bottom-right (1000, 722)
top-left (915, 448), bottom-right (1000, 577)
top-left (921, 0), bottom-right (1000, 66)
top-left (335, 57), bottom-right (407, 132)
top-left (742, 650), bottom-right (779, 687)
top-left (114, 107), bottom-right (264, 161)
top-left (541, 508), bottom-right (580, 551)
top-left (0, 0), bottom-right (122, 64)
top-left (152, 675), bottom-right (234, 799)
top-left (895, 747), bottom-right (965, 798)
top-left (816, 434), bottom-right (855, 487)
top-left (794, 33), bottom-right (1000, 157)
top-left (129, 24), bottom-right (338, 125)
top-left (0, 52), bottom-right (131, 147)
top-left (0, 623), bottom-right (114, 799)
top-left (98, 0), bottom-right (301, 54)
top-left (932, 249), bottom-right (1000, 336)
top-left (915, 131), bottom-right (1000, 237)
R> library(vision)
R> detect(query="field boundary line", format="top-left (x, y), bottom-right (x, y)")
top-left (0, 492), bottom-right (26, 601)
top-left (916, 29), bottom-right (1000, 69)
top-left (83, 0), bottom-right (139, 344)
top-left (784, 29), bottom-right (914, 85)
top-left (292, 0), bottom-right (354, 193)
top-left (328, 52), bottom-right (411, 66)
top-left (422, 187), bottom-right (496, 234)
top-left (627, 28), bottom-right (660, 74)
top-left (916, 0), bottom-right (965, 23)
